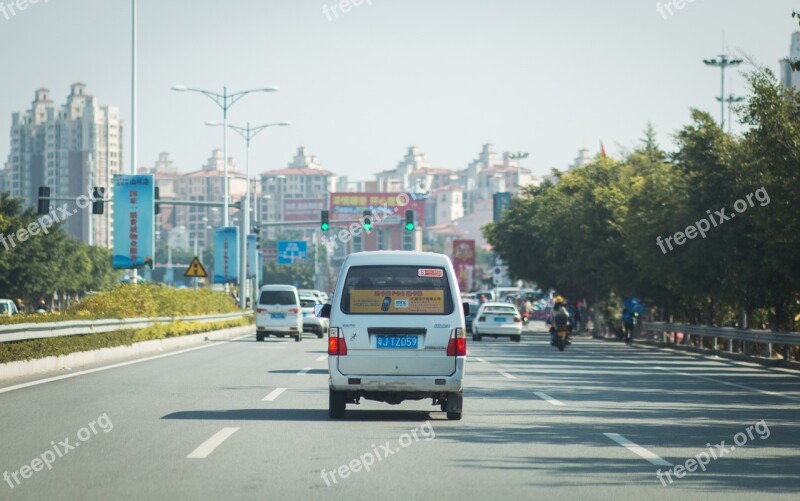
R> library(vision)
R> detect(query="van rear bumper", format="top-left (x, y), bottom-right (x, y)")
top-left (329, 357), bottom-right (465, 393)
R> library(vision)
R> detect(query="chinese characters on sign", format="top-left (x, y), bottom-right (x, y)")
top-left (112, 175), bottom-right (154, 269)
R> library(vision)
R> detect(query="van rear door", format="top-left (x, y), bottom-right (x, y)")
top-left (333, 265), bottom-right (460, 377)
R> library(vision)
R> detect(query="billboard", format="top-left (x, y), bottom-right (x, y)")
top-left (452, 239), bottom-right (476, 293)
top-left (113, 175), bottom-right (154, 269)
top-left (329, 192), bottom-right (426, 227)
top-left (246, 234), bottom-right (258, 278)
top-left (278, 240), bottom-right (308, 265)
top-left (283, 198), bottom-right (327, 222)
top-left (214, 227), bottom-right (239, 283)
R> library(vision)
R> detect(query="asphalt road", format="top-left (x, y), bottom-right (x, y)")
top-left (1, 322), bottom-right (798, 500)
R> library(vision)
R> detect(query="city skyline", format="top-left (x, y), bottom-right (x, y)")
top-left (1, 0), bottom-right (797, 182)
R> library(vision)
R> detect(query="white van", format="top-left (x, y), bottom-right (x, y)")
top-left (255, 285), bottom-right (303, 342)
top-left (317, 251), bottom-right (468, 420)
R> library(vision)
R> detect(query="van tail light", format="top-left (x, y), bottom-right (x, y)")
top-left (478, 316), bottom-right (486, 322)
top-left (514, 316), bottom-right (521, 323)
top-left (288, 308), bottom-right (300, 314)
top-left (328, 327), bottom-right (348, 356)
top-left (256, 308), bottom-right (267, 313)
top-left (446, 328), bottom-right (467, 356)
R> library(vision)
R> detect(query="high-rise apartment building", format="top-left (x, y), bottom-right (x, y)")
top-left (780, 32), bottom-right (800, 90)
top-left (7, 84), bottom-right (123, 247)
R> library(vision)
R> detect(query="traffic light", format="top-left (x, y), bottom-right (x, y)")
top-left (321, 210), bottom-right (330, 231)
top-left (154, 186), bottom-right (160, 215)
top-left (405, 210), bottom-right (415, 231)
top-left (91, 187), bottom-right (105, 215)
top-left (37, 186), bottom-right (50, 215)
top-left (252, 223), bottom-right (261, 249)
top-left (362, 210), bottom-right (373, 232)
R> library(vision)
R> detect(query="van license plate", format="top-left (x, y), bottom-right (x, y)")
top-left (271, 313), bottom-right (286, 319)
top-left (376, 335), bottom-right (418, 349)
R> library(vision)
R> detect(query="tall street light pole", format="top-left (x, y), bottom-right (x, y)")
top-left (717, 94), bottom-right (746, 134)
top-left (703, 54), bottom-right (742, 129)
top-left (508, 152), bottom-right (529, 195)
top-left (206, 121), bottom-right (291, 309)
top-left (171, 85), bottom-right (279, 226)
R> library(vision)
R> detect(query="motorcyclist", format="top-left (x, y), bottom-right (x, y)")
top-left (547, 296), bottom-right (572, 346)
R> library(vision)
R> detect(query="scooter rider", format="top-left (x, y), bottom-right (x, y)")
top-left (547, 296), bottom-right (572, 346)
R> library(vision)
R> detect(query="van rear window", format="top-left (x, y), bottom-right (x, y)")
top-left (259, 290), bottom-right (296, 305)
top-left (340, 265), bottom-right (454, 315)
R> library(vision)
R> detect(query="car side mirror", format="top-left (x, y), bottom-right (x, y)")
top-left (462, 302), bottom-right (470, 317)
top-left (315, 303), bottom-right (331, 318)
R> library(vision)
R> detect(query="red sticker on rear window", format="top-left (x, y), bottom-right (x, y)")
top-left (418, 268), bottom-right (444, 278)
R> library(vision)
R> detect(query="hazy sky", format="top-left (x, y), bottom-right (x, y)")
top-left (1, 0), bottom-right (797, 180)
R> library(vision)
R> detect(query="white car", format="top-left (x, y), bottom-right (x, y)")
top-left (0, 299), bottom-right (19, 317)
top-left (317, 251), bottom-right (467, 420)
top-left (299, 289), bottom-right (325, 302)
top-left (472, 302), bottom-right (523, 342)
top-left (300, 296), bottom-right (328, 338)
top-left (255, 285), bottom-right (303, 342)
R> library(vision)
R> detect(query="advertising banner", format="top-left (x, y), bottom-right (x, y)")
top-left (349, 289), bottom-right (445, 314)
top-left (214, 227), bottom-right (239, 283)
top-left (112, 175), bottom-right (154, 269)
top-left (329, 192), bottom-right (426, 227)
top-left (452, 239), bottom-right (476, 293)
top-left (246, 234), bottom-right (258, 278)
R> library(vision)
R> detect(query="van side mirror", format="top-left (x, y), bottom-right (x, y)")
top-left (462, 302), bottom-right (470, 317)
top-left (315, 303), bottom-right (331, 319)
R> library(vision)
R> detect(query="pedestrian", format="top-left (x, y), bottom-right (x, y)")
top-left (622, 307), bottom-right (635, 345)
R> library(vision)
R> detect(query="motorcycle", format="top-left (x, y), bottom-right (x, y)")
top-left (555, 326), bottom-right (568, 352)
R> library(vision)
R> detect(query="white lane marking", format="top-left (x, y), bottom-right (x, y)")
top-left (604, 433), bottom-right (672, 467)
top-left (475, 357), bottom-right (488, 363)
top-left (575, 346), bottom-right (800, 403)
top-left (187, 427), bottom-right (240, 459)
top-left (534, 391), bottom-right (565, 406)
top-left (0, 335), bottom-right (250, 395)
top-left (262, 388), bottom-right (287, 401)
top-left (316, 355), bottom-right (328, 362)
top-left (298, 367), bottom-right (312, 375)
top-left (498, 371), bottom-right (516, 379)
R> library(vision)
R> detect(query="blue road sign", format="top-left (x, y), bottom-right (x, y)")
top-left (278, 240), bottom-right (308, 265)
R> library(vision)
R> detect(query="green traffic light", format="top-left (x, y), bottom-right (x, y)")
top-left (321, 223), bottom-right (330, 231)
top-left (364, 222), bottom-right (373, 231)
top-left (405, 223), bottom-right (415, 231)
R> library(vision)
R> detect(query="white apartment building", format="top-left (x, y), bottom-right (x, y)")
top-left (375, 146), bottom-right (457, 194)
top-left (259, 146), bottom-right (336, 238)
top-left (7, 84), bottom-right (123, 247)
top-left (174, 149), bottom-right (246, 251)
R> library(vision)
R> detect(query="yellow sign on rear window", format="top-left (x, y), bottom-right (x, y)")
top-left (349, 289), bottom-right (446, 314)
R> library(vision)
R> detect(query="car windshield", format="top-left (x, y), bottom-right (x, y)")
top-left (340, 265), bottom-right (454, 315)
top-left (259, 290), bottom-right (296, 305)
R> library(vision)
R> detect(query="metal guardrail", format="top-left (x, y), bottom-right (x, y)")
top-left (643, 322), bottom-right (800, 360)
top-left (0, 312), bottom-right (249, 343)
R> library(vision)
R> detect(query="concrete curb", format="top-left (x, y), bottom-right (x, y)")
top-left (0, 325), bottom-right (253, 382)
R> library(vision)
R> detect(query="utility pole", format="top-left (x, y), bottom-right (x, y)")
top-left (703, 54), bottom-right (742, 129)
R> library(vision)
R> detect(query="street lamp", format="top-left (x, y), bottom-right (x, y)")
top-left (508, 152), bottom-right (529, 194)
top-left (171, 85), bottom-right (279, 226)
top-left (703, 55), bottom-right (742, 128)
top-left (716, 94), bottom-right (746, 134)
top-left (206, 121), bottom-right (291, 308)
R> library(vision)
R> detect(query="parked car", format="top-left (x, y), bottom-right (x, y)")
top-left (300, 296), bottom-right (328, 338)
top-left (472, 302), bottom-right (523, 342)
top-left (317, 251), bottom-right (467, 420)
top-left (255, 285), bottom-right (303, 342)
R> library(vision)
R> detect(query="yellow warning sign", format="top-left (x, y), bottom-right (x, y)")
top-left (184, 257), bottom-right (208, 278)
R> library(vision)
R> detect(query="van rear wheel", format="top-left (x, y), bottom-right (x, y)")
top-left (329, 389), bottom-right (346, 419)
top-left (295, 333), bottom-right (302, 342)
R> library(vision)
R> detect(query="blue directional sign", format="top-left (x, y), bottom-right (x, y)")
top-left (277, 240), bottom-right (308, 265)
top-left (493, 192), bottom-right (512, 222)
